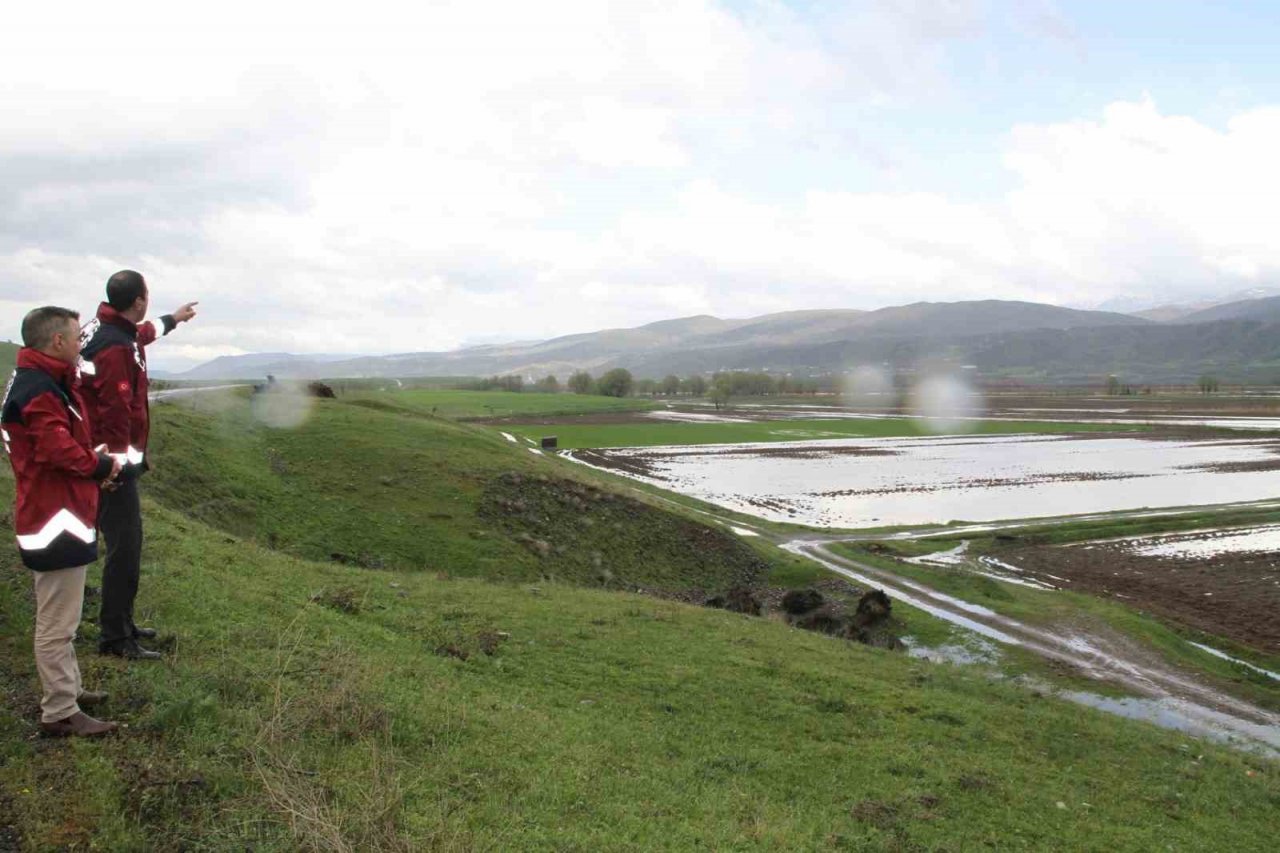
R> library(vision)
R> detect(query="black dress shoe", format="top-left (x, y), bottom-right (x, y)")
top-left (99, 640), bottom-right (162, 661)
top-left (133, 627), bottom-right (157, 640)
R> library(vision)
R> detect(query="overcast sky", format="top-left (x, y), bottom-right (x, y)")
top-left (4, 1), bottom-right (1280, 370)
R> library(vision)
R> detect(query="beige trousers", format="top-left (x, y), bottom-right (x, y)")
top-left (31, 566), bottom-right (86, 723)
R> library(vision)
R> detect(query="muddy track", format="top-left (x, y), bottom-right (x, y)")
top-left (787, 540), bottom-right (1280, 755)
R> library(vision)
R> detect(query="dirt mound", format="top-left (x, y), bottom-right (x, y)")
top-left (703, 581), bottom-right (903, 650)
top-left (781, 588), bottom-right (825, 615)
top-left (792, 605), bottom-right (845, 635)
top-left (704, 587), bottom-right (762, 616)
top-left (848, 590), bottom-right (900, 649)
top-left (786, 588), bottom-right (899, 648)
top-left (478, 472), bottom-right (769, 591)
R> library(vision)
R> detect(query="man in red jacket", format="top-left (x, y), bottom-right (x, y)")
top-left (79, 270), bottom-right (197, 659)
top-left (3, 307), bottom-right (122, 736)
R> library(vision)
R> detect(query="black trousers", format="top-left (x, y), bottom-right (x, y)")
top-left (98, 477), bottom-right (143, 648)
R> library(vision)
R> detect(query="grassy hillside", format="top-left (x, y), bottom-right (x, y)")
top-left (1, 492), bottom-right (1277, 849)
top-left (144, 390), bottom-right (771, 592)
top-left (0, 341), bottom-right (17, 379)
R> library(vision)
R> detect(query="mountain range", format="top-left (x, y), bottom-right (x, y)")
top-left (178, 296), bottom-right (1280, 385)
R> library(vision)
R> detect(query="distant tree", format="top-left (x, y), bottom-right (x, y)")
top-left (1198, 374), bottom-right (1220, 394)
top-left (661, 374), bottom-right (682, 396)
top-left (568, 371), bottom-right (595, 395)
top-left (596, 368), bottom-right (634, 398)
top-left (469, 374), bottom-right (524, 392)
top-left (1105, 375), bottom-right (1121, 396)
top-left (682, 375), bottom-right (708, 397)
top-left (537, 375), bottom-right (561, 393)
top-left (636, 378), bottom-right (658, 397)
top-left (713, 371), bottom-right (778, 397)
top-left (709, 375), bottom-right (733, 410)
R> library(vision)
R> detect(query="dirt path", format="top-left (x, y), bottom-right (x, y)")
top-left (786, 540), bottom-right (1280, 756)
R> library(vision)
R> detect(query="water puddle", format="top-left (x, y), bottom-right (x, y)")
top-left (648, 410), bottom-right (752, 424)
top-left (903, 636), bottom-right (1000, 666)
top-left (906, 542), bottom-right (970, 566)
top-left (729, 526), bottom-right (760, 537)
top-left (500, 432), bottom-right (518, 443)
top-left (1059, 692), bottom-right (1280, 757)
top-left (977, 556), bottom-right (1058, 590)
top-left (1115, 524), bottom-right (1280, 559)
top-left (1188, 642), bottom-right (1280, 682)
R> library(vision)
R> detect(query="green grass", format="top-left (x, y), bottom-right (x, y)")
top-left (1, 497), bottom-right (1278, 849)
top-left (0, 340), bottom-right (17, 378)
top-left (342, 389), bottom-right (657, 421)
top-left (144, 390), bottom-right (771, 593)
top-left (506, 417), bottom-right (1147, 449)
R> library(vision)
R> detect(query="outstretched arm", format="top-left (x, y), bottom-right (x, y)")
top-left (139, 301), bottom-right (199, 345)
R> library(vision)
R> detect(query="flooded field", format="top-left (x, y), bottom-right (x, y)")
top-left (570, 433), bottom-right (1280, 528)
top-left (1106, 524), bottom-right (1280, 559)
top-left (691, 401), bottom-right (1280, 431)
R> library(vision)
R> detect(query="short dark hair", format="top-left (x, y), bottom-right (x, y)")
top-left (106, 269), bottom-right (147, 311)
top-left (21, 306), bottom-right (80, 350)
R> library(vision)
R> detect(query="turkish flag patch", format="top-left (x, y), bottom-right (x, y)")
top-left (118, 381), bottom-right (131, 393)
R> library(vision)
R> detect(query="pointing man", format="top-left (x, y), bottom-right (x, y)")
top-left (3, 307), bottom-right (122, 736)
top-left (80, 270), bottom-right (197, 660)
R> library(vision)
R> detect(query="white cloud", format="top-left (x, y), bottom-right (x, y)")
top-left (2, 3), bottom-right (1279, 369)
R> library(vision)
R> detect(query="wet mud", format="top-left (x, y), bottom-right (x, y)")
top-left (996, 541), bottom-right (1280, 653)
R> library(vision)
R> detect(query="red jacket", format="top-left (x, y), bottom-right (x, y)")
top-left (2, 349), bottom-right (114, 571)
top-left (78, 303), bottom-right (175, 474)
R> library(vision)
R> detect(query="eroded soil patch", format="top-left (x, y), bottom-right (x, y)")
top-left (478, 472), bottom-right (769, 592)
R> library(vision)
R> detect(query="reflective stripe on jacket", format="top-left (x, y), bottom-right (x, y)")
top-left (2, 348), bottom-right (114, 570)
top-left (78, 303), bottom-right (174, 476)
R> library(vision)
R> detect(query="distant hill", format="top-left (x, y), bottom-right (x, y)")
top-left (1133, 288), bottom-right (1280, 322)
top-left (1173, 295), bottom-right (1280, 325)
top-left (180, 300), bottom-right (1151, 382)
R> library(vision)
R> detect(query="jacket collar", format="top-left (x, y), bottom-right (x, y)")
top-left (17, 348), bottom-right (75, 386)
top-left (96, 302), bottom-right (138, 338)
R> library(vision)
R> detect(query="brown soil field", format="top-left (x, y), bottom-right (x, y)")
top-left (994, 540), bottom-right (1280, 653)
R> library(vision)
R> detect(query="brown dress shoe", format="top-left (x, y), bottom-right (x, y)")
top-left (39, 711), bottom-right (119, 738)
top-left (77, 690), bottom-right (109, 710)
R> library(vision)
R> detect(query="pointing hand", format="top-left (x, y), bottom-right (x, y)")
top-left (172, 302), bottom-right (199, 324)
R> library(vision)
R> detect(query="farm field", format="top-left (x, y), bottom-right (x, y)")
top-left (504, 415), bottom-right (1142, 449)
top-left (346, 388), bottom-right (657, 421)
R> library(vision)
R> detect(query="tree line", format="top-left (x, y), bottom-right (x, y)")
top-left (465, 369), bottom-right (831, 402)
